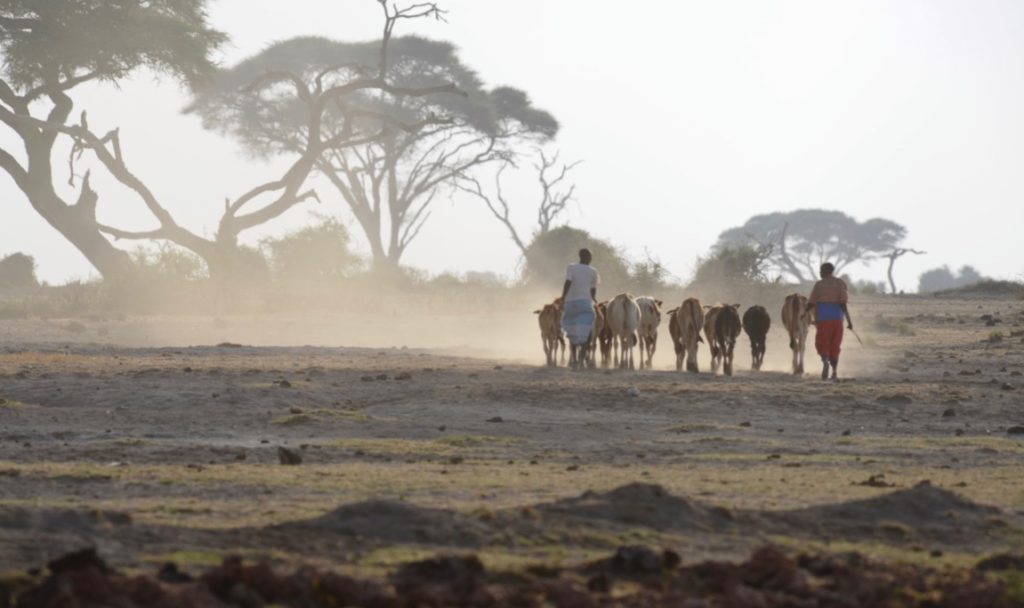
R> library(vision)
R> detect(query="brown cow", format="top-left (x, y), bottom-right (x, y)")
top-left (781, 293), bottom-right (812, 375)
top-left (670, 297), bottom-right (704, 372)
top-left (742, 305), bottom-right (771, 371)
top-left (533, 298), bottom-right (565, 367)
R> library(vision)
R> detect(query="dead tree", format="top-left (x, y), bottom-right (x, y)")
top-left (456, 149), bottom-right (581, 258)
top-left (882, 247), bottom-right (926, 295)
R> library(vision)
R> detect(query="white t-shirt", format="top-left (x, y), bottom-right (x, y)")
top-left (565, 263), bottom-right (599, 302)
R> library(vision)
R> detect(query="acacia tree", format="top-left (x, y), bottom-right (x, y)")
top-left (188, 28), bottom-right (558, 274)
top-left (715, 209), bottom-right (907, 283)
top-left (3, 1), bottom-right (458, 280)
top-left (0, 0), bottom-right (226, 278)
top-left (455, 148), bottom-right (580, 257)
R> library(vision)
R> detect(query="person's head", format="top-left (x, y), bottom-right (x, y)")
top-left (578, 248), bottom-right (592, 265)
top-left (820, 262), bottom-right (835, 278)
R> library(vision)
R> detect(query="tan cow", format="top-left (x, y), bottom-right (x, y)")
top-left (607, 293), bottom-right (641, 370)
top-left (533, 297), bottom-right (565, 367)
top-left (670, 297), bottom-right (704, 372)
top-left (781, 293), bottom-right (812, 375)
top-left (635, 296), bottom-right (663, 369)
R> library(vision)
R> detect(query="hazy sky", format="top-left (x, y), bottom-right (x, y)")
top-left (3, 0), bottom-right (1023, 289)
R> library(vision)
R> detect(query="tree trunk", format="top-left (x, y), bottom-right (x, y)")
top-left (887, 255), bottom-right (898, 296)
top-left (23, 180), bottom-right (135, 280)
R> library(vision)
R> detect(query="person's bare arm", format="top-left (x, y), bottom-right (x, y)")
top-left (841, 303), bottom-right (853, 329)
top-left (561, 280), bottom-right (571, 302)
top-left (590, 287), bottom-right (597, 302)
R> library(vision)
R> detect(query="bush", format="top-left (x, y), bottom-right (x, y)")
top-left (522, 226), bottom-right (631, 293)
top-left (690, 245), bottom-right (771, 287)
top-left (919, 265), bottom-right (987, 293)
top-left (0, 253), bottom-right (38, 289)
top-left (261, 215), bottom-right (362, 282)
top-left (130, 243), bottom-right (207, 282)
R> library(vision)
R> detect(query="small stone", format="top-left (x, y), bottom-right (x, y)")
top-left (437, 425), bottom-right (446, 431)
top-left (486, 416), bottom-right (504, 423)
top-left (277, 447), bottom-right (302, 465)
top-left (395, 372), bottom-right (412, 381)
top-left (842, 429), bottom-right (852, 436)
top-left (626, 387), bottom-right (640, 398)
top-left (739, 421), bottom-right (751, 427)
top-left (448, 456), bottom-right (464, 464)
top-left (1002, 383), bottom-right (1015, 391)
top-left (183, 366), bottom-right (192, 373)
top-left (289, 406), bottom-right (303, 414)
top-left (376, 374), bottom-right (388, 381)
top-left (277, 380), bottom-right (292, 388)
top-left (942, 408), bottom-right (956, 418)
top-left (566, 464), bottom-right (579, 471)
top-left (955, 429), bottom-right (965, 436)
top-left (1007, 426), bottom-right (1024, 435)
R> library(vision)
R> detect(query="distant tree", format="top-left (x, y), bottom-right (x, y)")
top-left (880, 247), bottom-right (925, 295)
top-left (0, 0), bottom-right (226, 278)
top-left (629, 252), bottom-right (672, 294)
top-left (0, 252), bottom-right (37, 288)
top-left (691, 244), bottom-right (772, 286)
top-left (715, 210), bottom-right (907, 283)
top-left (261, 215), bottom-right (362, 281)
top-left (456, 148), bottom-right (580, 258)
top-left (918, 264), bottom-right (988, 293)
top-left (188, 29), bottom-right (557, 275)
top-left (522, 226), bottom-right (630, 293)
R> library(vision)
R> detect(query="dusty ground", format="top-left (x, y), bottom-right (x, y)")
top-left (0, 294), bottom-right (1023, 582)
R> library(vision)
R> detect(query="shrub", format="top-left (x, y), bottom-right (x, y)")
top-left (0, 253), bottom-right (38, 289)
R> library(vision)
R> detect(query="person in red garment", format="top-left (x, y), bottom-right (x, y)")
top-left (806, 262), bottom-right (854, 380)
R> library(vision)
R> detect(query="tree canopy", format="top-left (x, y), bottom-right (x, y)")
top-left (0, 0), bottom-right (225, 279)
top-left (0, 0), bottom-right (225, 90)
top-left (715, 209), bottom-right (907, 283)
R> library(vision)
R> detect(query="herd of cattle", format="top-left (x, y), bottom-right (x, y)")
top-left (534, 293), bottom-right (815, 375)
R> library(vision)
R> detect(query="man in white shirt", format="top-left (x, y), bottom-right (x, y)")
top-left (560, 249), bottom-right (600, 368)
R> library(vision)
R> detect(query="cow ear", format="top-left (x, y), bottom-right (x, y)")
top-left (655, 299), bottom-right (663, 308)
top-left (733, 303), bottom-right (740, 309)
top-left (533, 310), bottom-right (541, 314)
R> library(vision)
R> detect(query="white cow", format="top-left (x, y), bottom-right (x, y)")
top-left (607, 293), bottom-right (642, 370)
top-left (635, 296), bottom-right (663, 369)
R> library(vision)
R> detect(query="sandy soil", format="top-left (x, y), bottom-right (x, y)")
top-left (0, 294), bottom-right (1022, 579)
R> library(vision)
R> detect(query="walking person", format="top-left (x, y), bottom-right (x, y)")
top-left (561, 248), bottom-right (600, 370)
top-left (806, 262), bottom-right (854, 380)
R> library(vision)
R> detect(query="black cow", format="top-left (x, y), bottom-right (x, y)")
top-left (742, 305), bottom-right (771, 371)
top-left (713, 304), bottom-right (742, 376)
